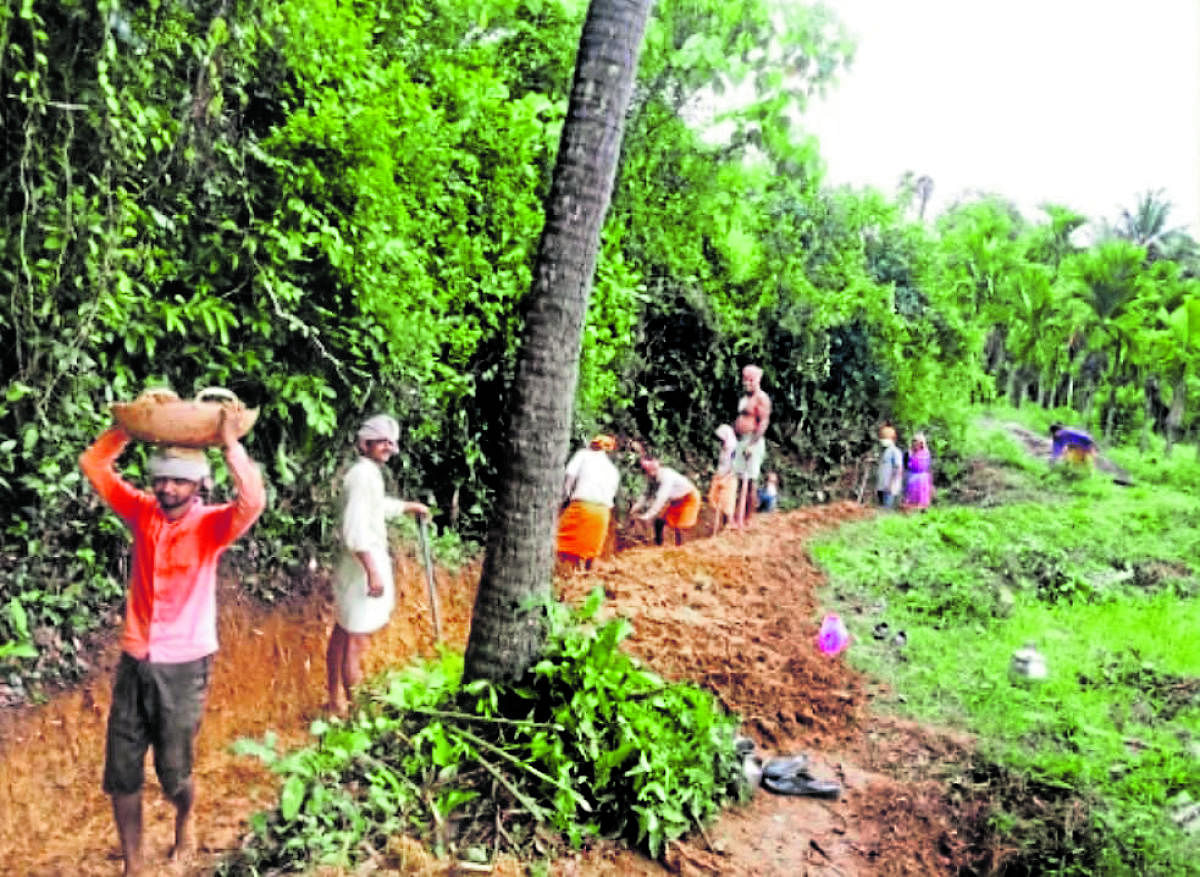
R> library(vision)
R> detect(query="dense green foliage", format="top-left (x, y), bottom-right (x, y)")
top-left (5, 1), bottom-right (1200, 869)
top-left (218, 591), bottom-right (744, 872)
top-left (813, 413), bottom-right (1200, 874)
top-left (2, 0), bottom-right (1197, 700)
top-left (934, 194), bottom-right (1200, 454)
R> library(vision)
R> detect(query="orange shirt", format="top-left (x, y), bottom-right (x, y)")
top-left (79, 428), bottom-right (266, 663)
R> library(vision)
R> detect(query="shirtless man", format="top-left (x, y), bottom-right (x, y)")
top-left (733, 364), bottom-right (771, 527)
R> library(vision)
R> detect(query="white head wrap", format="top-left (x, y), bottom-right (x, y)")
top-left (357, 414), bottom-right (400, 447)
top-left (715, 424), bottom-right (737, 452)
top-left (148, 446), bottom-right (211, 482)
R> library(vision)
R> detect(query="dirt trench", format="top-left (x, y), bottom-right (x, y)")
top-left (0, 550), bottom-right (476, 877)
top-left (0, 505), bottom-right (978, 876)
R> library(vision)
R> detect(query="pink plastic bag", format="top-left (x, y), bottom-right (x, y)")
top-left (817, 613), bottom-right (850, 656)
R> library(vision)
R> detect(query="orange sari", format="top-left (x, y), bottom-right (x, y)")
top-left (707, 472), bottom-right (737, 518)
top-left (556, 500), bottom-right (611, 560)
top-left (663, 490), bottom-right (701, 530)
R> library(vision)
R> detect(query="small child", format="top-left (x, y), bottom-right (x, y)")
top-left (757, 471), bottom-right (779, 512)
top-left (707, 425), bottom-right (738, 536)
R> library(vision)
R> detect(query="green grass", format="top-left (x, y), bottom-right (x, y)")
top-left (813, 410), bottom-right (1200, 874)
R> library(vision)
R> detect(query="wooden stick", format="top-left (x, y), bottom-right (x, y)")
top-left (418, 517), bottom-right (443, 642)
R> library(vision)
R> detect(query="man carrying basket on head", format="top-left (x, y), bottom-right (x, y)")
top-left (325, 414), bottom-right (429, 716)
top-left (80, 409), bottom-right (265, 875)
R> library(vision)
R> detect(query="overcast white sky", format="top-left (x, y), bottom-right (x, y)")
top-left (799, 0), bottom-right (1200, 236)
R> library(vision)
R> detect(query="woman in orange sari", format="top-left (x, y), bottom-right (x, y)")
top-left (632, 455), bottom-right (701, 546)
top-left (557, 435), bottom-right (620, 569)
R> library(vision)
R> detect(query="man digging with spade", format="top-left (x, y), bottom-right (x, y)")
top-left (80, 409), bottom-right (265, 875)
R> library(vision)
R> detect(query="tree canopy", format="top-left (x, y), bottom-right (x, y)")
top-left (1, 0), bottom-right (1198, 678)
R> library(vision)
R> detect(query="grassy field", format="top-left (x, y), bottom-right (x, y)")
top-left (813, 408), bottom-right (1200, 874)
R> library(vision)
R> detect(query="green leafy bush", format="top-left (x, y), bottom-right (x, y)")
top-left (218, 590), bottom-right (744, 872)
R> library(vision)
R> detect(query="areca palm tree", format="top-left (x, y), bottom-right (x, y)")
top-left (1067, 240), bottom-right (1151, 435)
top-left (914, 175), bottom-right (934, 221)
top-left (1004, 264), bottom-right (1087, 407)
top-left (463, 0), bottom-right (655, 684)
top-left (1104, 190), bottom-right (1194, 265)
top-left (1151, 291), bottom-right (1200, 455)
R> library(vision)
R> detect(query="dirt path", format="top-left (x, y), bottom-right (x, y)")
top-left (991, 419), bottom-right (1134, 484)
top-left (0, 552), bottom-right (475, 877)
top-left (0, 505), bottom-right (976, 875)
top-left (562, 504), bottom-right (975, 876)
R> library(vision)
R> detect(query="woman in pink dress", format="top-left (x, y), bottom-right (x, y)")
top-left (904, 432), bottom-right (933, 510)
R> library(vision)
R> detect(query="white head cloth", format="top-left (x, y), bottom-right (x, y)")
top-left (357, 414), bottom-right (400, 444)
top-left (715, 424), bottom-right (737, 451)
top-left (148, 446), bottom-right (211, 481)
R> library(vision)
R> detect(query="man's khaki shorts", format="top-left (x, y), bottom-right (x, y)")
top-left (102, 652), bottom-right (212, 797)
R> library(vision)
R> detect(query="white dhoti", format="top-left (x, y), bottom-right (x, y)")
top-left (732, 435), bottom-right (766, 480)
top-left (333, 456), bottom-right (409, 635)
top-left (333, 547), bottom-right (395, 634)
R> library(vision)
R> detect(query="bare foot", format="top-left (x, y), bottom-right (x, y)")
top-left (323, 700), bottom-right (349, 718)
top-left (116, 849), bottom-right (144, 877)
top-left (167, 839), bottom-right (195, 863)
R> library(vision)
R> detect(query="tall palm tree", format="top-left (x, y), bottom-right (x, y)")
top-left (463, 0), bottom-right (655, 684)
top-left (1158, 294), bottom-right (1200, 456)
top-left (1068, 240), bottom-right (1150, 434)
top-left (914, 174), bottom-right (934, 221)
top-left (1106, 189), bottom-right (1192, 264)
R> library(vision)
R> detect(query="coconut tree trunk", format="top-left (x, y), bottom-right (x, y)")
top-left (462, 0), bottom-right (654, 684)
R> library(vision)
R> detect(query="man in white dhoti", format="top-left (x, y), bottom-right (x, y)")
top-left (325, 414), bottom-right (429, 715)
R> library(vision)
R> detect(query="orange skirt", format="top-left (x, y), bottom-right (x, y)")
top-left (1065, 446), bottom-right (1096, 466)
top-left (664, 490), bottom-right (701, 530)
top-left (557, 500), bottom-right (611, 560)
top-left (707, 472), bottom-right (737, 518)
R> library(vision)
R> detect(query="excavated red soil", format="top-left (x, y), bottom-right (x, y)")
top-left (0, 504), bottom-right (979, 875)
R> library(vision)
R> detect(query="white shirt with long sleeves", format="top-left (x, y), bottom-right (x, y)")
top-left (334, 456), bottom-right (410, 633)
top-left (563, 448), bottom-right (620, 507)
top-left (635, 467), bottom-right (697, 519)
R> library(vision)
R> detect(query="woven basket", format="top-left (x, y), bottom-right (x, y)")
top-left (110, 387), bottom-right (258, 448)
